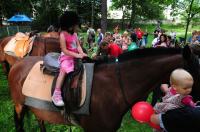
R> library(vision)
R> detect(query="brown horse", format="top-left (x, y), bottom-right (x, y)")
top-left (0, 35), bottom-right (60, 74)
top-left (8, 46), bottom-right (200, 132)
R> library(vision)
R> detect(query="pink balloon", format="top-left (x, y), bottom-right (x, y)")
top-left (131, 101), bottom-right (154, 123)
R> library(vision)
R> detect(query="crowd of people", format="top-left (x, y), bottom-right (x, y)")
top-left (83, 25), bottom-right (150, 60)
top-left (83, 24), bottom-right (189, 61)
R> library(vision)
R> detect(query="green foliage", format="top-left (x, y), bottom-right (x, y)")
top-left (111, 0), bottom-right (173, 22)
top-left (32, 6), bottom-right (61, 31)
top-left (0, 0), bottom-right (32, 18)
top-left (171, 0), bottom-right (200, 22)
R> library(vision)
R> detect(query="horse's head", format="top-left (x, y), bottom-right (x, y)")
top-left (0, 36), bottom-right (12, 61)
top-left (182, 45), bottom-right (200, 100)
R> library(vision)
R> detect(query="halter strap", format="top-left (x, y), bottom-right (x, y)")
top-left (115, 60), bottom-right (131, 106)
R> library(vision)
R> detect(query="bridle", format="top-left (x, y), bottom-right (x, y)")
top-left (115, 59), bottom-right (131, 106)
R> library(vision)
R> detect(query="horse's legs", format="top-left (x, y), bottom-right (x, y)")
top-left (37, 119), bottom-right (46, 132)
top-left (1, 61), bottom-right (10, 74)
top-left (14, 104), bottom-right (26, 132)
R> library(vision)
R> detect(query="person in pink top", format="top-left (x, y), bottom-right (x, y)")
top-left (52, 11), bottom-right (87, 106)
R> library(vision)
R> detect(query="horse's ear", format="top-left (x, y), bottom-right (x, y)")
top-left (182, 45), bottom-right (191, 60)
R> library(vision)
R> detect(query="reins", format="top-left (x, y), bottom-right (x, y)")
top-left (115, 59), bottom-right (131, 106)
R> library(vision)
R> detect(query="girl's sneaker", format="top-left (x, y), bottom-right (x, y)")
top-left (52, 90), bottom-right (64, 107)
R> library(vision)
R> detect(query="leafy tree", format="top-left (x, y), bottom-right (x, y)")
top-left (171, 0), bottom-right (200, 43)
top-left (110, 0), bottom-right (128, 29)
top-left (31, 0), bottom-right (62, 31)
top-left (111, 0), bottom-right (173, 27)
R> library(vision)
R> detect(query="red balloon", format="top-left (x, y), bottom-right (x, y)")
top-left (148, 121), bottom-right (161, 130)
top-left (131, 101), bottom-right (154, 123)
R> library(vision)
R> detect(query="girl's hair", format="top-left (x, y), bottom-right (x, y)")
top-left (59, 11), bottom-right (80, 30)
top-left (159, 34), bottom-right (167, 42)
top-left (105, 32), bottom-right (111, 36)
top-left (123, 31), bottom-right (128, 36)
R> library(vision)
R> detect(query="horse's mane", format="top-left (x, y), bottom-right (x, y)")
top-left (93, 56), bottom-right (116, 65)
top-left (93, 48), bottom-right (183, 65)
top-left (118, 48), bottom-right (182, 62)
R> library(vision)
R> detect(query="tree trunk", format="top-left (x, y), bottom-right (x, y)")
top-left (0, 14), bottom-right (2, 26)
top-left (101, 0), bottom-right (107, 34)
top-left (130, 0), bottom-right (136, 27)
top-left (91, 0), bottom-right (94, 27)
top-left (121, 7), bottom-right (125, 30)
top-left (0, 4), bottom-right (2, 26)
top-left (184, 0), bottom-right (194, 45)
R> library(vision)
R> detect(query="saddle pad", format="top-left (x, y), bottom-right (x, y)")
top-left (24, 97), bottom-right (78, 125)
top-left (22, 61), bottom-right (54, 101)
top-left (4, 37), bottom-right (16, 56)
top-left (73, 63), bottom-right (94, 115)
top-left (80, 65), bottom-right (86, 106)
top-left (22, 61), bottom-right (87, 105)
top-left (4, 32), bottom-right (28, 54)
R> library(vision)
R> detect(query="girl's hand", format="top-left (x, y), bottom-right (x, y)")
top-left (76, 54), bottom-right (84, 59)
top-left (81, 53), bottom-right (88, 57)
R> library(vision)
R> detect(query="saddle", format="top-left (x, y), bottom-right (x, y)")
top-left (4, 32), bottom-right (35, 58)
top-left (42, 53), bottom-right (84, 112)
top-left (23, 58), bottom-right (94, 119)
top-left (14, 32), bottom-right (35, 58)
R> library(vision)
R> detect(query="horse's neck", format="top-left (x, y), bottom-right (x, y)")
top-left (119, 54), bottom-right (183, 105)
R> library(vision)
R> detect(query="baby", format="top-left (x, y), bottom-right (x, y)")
top-left (154, 68), bottom-right (195, 114)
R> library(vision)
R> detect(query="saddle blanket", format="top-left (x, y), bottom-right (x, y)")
top-left (22, 61), bottom-right (94, 115)
top-left (4, 32), bottom-right (35, 58)
top-left (22, 61), bottom-right (54, 101)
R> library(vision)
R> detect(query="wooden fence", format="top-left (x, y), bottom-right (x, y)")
top-left (0, 26), bottom-right (31, 39)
